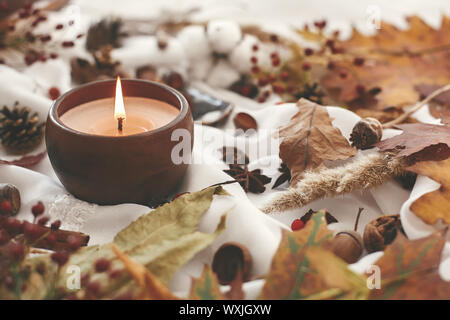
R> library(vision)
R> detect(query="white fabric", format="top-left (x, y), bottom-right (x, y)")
top-left (0, 0), bottom-right (449, 298)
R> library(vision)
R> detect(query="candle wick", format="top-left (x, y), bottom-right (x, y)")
top-left (118, 117), bottom-right (124, 132)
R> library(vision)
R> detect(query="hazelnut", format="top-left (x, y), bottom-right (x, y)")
top-left (332, 230), bottom-right (363, 264)
top-left (0, 183), bottom-right (21, 216)
top-left (349, 117), bottom-right (383, 150)
top-left (212, 242), bottom-right (252, 285)
top-left (363, 214), bottom-right (403, 253)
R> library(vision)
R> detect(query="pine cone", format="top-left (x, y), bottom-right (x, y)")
top-left (0, 103), bottom-right (45, 154)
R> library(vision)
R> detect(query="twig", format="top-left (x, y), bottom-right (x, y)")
top-left (382, 84), bottom-right (450, 128)
top-left (354, 208), bottom-right (364, 231)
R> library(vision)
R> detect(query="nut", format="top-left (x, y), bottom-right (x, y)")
top-left (349, 117), bottom-right (383, 150)
top-left (332, 230), bottom-right (363, 264)
top-left (363, 214), bottom-right (402, 253)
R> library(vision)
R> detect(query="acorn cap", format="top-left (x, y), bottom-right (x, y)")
top-left (332, 230), bottom-right (364, 264)
top-left (212, 242), bottom-right (252, 285)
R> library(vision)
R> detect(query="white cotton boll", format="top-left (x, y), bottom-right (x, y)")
top-left (177, 25), bottom-right (211, 61)
top-left (206, 60), bottom-right (241, 88)
top-left (149, 37), bottom-right (187, 68)
top-left (229, 34), bottom-right (260, 73)
top-left (207, 20), bottom-right (242, 54)
top-left (188, 58), bottom-right (213, 81)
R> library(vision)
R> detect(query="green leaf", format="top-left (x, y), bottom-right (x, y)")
top-left (189, 266), bottom-right (224, 300)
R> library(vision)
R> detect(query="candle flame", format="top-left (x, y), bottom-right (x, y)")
top-left (114, 76), bottom-right (126, 121)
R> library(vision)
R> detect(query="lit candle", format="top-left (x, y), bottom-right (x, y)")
top-left (60, 77), bottom-right (180, 136)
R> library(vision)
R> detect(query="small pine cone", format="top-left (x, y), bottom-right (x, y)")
top-left (0, 103), bottom-right (45, 154)
top-left (349, 117), bottom-right (383, 150)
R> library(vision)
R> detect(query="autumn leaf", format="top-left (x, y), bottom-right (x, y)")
top-left (407, 158), bottom-right (450, 224)
top-left (279, 99), bottom-right (356, 186)
top-left (415, 83), bottom-right (450, 119)
top-left (369, 230), bottom-right (450, 299)
top-left (375, 123), bottom-right (450, 162)
top-left (259, 210), bottom-right (367, 299)
top-left (320, 16), bottom-right (450, 110)
top-left (189, 266), bottom-right (224, 300)
top-left (111, 244), bottom-right (179, 300)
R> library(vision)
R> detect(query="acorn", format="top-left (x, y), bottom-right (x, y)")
top-left (332, 208), bottom-right (364, 264)
top-left (0, 183), bottom-right (21, 217)
top-left (212, 242), bottom-right (252, 285)
top-left (349, 117), bottom-right (383, 150)
top-left (363, 214), bottom-right (403, 253)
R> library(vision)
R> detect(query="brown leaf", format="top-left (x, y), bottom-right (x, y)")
top-left (0, 151), bottom-right (46, 168)
top-left (320, 16), bottom-right (450, 110)
top-left (369, 230), bottom-right (450, 299)
top-left (407, 158), bottom-right (450, 224)
top-left (279, 99), bottom-right (356, 186)
top-left (375, 123), bottom-right (450, 162)
top-left (233, 112), bottom-right (258, 131)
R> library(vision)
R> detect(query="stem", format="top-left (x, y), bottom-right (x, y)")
top-left (382, 84), bottom-right (450, 128)
top-left (354, 207), bottom-right (364, 231)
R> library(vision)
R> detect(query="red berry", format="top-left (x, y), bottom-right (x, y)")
top-left (356, 84), bottom-right (366, 95)
top-left (94, 258), bottom-right (111, 273)
top-left (51, 251), bottom-right (69, 266)
top-left (0, 200), bottom-right (12, 215)
top-left (4, 275), bottom-right (14, 290)
top-left (23, 221), bottom-right (45, 241)
top-left (252, 44), bottom-right (259, 51)
top-left (31, 201), bottom-right (45, 217)
top-left (37, 216), bottom-right (49, 226)
top-left (280, 71), bottom-right (288, 81)
top-left (40, 35), bottom-right (51, 42)
top-left (62, 41), bottom-right (74, 48)
top-left (339, 71), bottom-right (347, 79)
top-left (109, 269), bottom-right (122, 279)
top-left (55, 24), bottom-right (64, 30)
top-left (273, 85), bottom-right (285, 94)
top-left (76, 34), bottom-right (84, 39)
top-left (302, 62), bottom-right (311, 71)
top-left (4, 218), bottom-right (22, 234)
top-left (67, 235), bottom-right (82, 251)
top-left (257, 78), bottom-right (268, 87)
top-left (263, 90), bottom-right (271, 98)
top-left (271, 57), bottom-right (280, 67)
top-left (46, 233), bottom-right (57, 244)
top-left (304, 48), bottom-right (314, 56)
top-left (270, 34), bottom-right (279, 42)
top-left (325, 39), bottom-right (334, 47)
top-left (291, 219), bottom-right (305, 231)
top-left (86, 281), bottom-right (101, 295)
top-left (314, 20), bottom-right (327, 29)
top-left (81, 273), bottom-right (90, 286)
top-left (0, 1), bottom-right (8, 11)
top-left (51, 220), bottom-right (61, 230)
top-left (250, 56), bottom-right (258, 64)
top-left (7, 241), bottom-right (25, 261)
top-left (49, 53), bottom-right (58, 59)
top-left (257, 97), bottom-right (266, 103)
top-left (48, 87), bottom-right (60, 100)
top-left (353, 57), bottom-right (364, 66)
top-left (270, 52), bottom-right (278, 59)
top-left (251, 66), bottom-right (260, 74)
top-left (0, 230), bottom-right (10, 245)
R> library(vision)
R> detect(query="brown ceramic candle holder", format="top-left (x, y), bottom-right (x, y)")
top-left (46, 79), bottom-right (193, 205)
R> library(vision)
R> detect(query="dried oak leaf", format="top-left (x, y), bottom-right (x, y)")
top-left (415, 83), bottom-right (450, 119)
top-left (321, 16), bottom-right (450, 110)
top-left (223, 164), bottom-right (271, 193)
top-left (407, 158), bottom-right (450, 224)
top-left (279, 99), bottom-right (356, 186)
top-left (259, 210), bottom-right (368, 299)
top-left (0, 151), bottom-right (46, 168)
top-left (369, 230), bottom-right (450, 299)
top-left (375, 123), bottom-right (450, 162)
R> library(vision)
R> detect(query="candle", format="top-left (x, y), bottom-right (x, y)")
top-left (60, 77), bottom-right (179, 136)
top-left (46, 78), bottom-right (193, 205)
